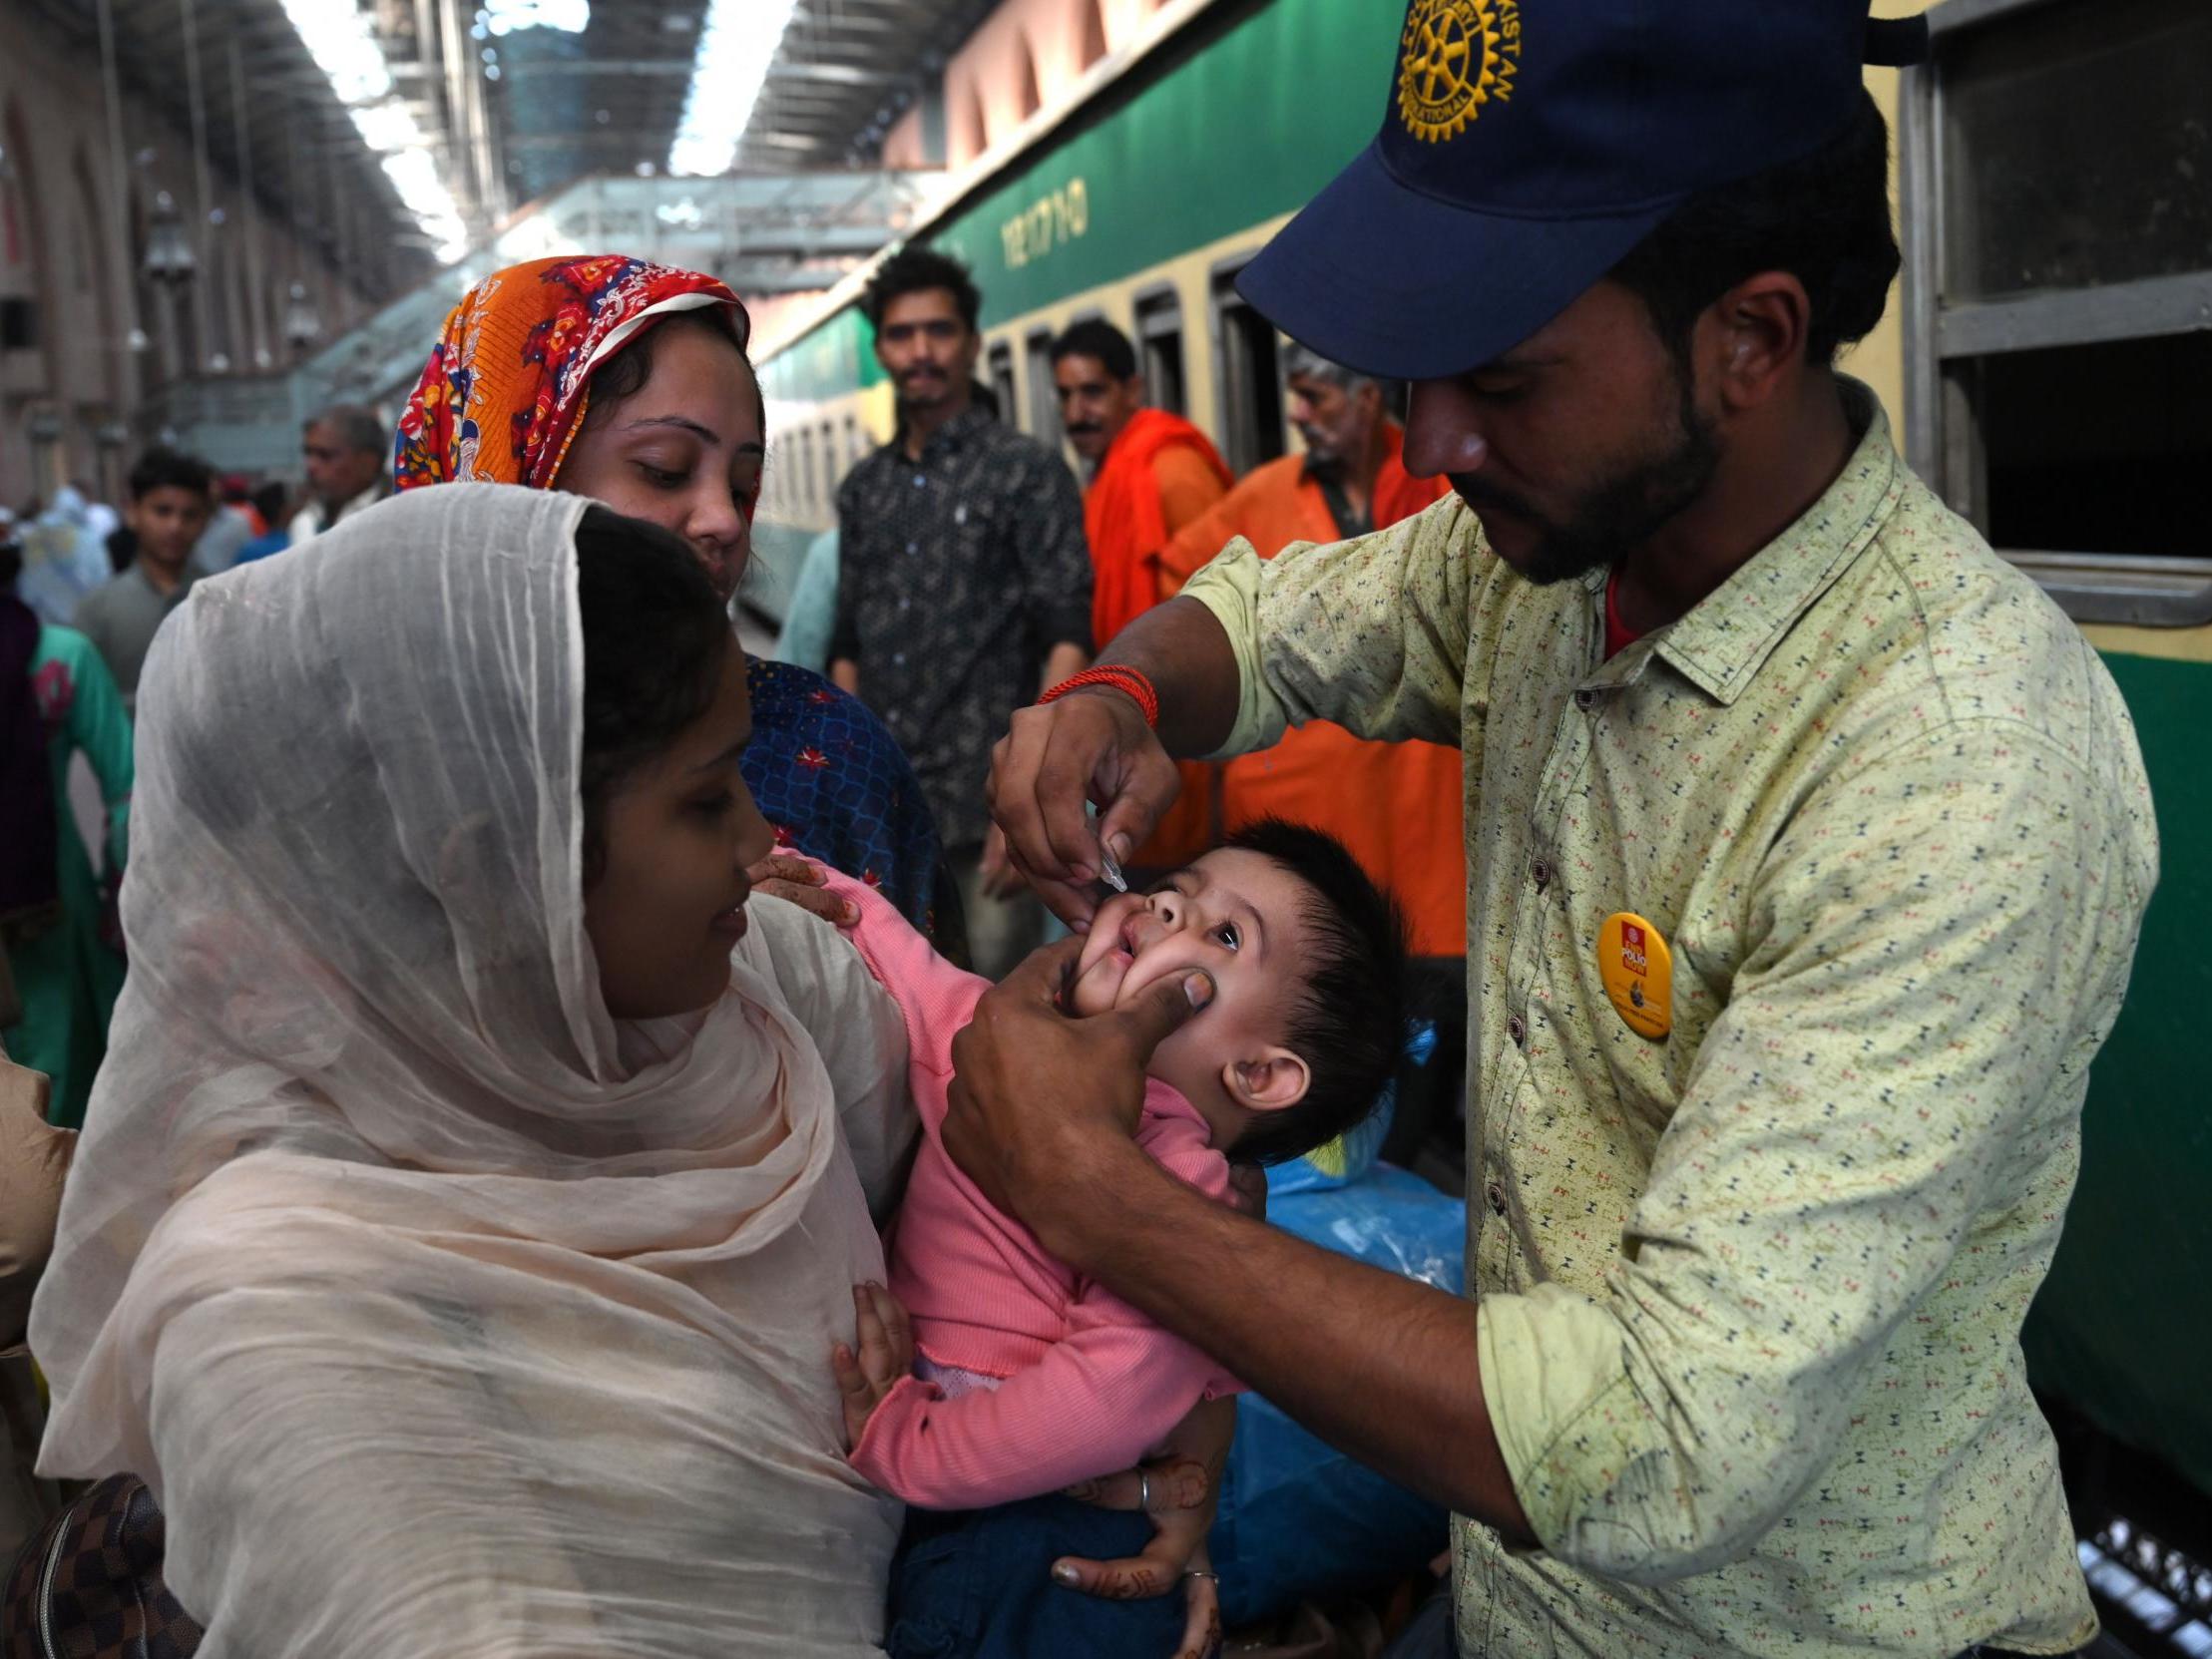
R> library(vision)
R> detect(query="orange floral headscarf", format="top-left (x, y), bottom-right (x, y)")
top-left (394, 255), bottom-right (749, 492)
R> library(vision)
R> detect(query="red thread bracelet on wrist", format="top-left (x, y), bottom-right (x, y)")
top-left (1038, 664), bottom-right (1160, 728)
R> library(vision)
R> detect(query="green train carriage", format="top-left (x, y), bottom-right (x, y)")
top-left (752, 0), bottom-right (2212, 1638)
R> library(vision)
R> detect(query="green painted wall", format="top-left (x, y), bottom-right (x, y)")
top-left (931, 0), bottom-right (1395, 328)
top-left (2022, 649), bottom-right (2212, 1502)
top-left (758, 307), bottom-right (882, 405)
top-left (764, 0), bottom-right (1399, 389)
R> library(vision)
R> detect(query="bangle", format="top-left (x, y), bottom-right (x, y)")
top-left (1039, 664), bottom-right (1159, 728)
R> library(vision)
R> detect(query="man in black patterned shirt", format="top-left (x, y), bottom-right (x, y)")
top-left (830, 249), bottom-right (1092, 977)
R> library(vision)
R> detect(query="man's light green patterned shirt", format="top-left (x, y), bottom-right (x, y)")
top-left (1182, 392), bottom-right (2155, 1658)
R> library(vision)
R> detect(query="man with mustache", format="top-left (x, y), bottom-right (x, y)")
top-left (1052, 319), bottom-right (1231, 867)
top-left (959, 3), bottom-right (2157, 1655)
top-left (1155, 342), bottom-right (1466, 976)
top-left (831, 248), bottom-right (1092, 978)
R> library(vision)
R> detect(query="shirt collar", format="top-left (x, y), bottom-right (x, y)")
top-left (1582, 380), bottom-right (1906, 706)
top-left (127, 561), bottom-right (198, 601)
top-left (339, 479), bottom-right (388, 517)
top-left (897, 403), bottom-right (994, 466)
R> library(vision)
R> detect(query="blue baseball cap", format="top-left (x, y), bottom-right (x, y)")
top-left (1239, 0), bottom-right (1929, 381)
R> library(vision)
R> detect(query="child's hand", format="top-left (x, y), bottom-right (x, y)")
top-left (831, 1281), bottom-right (913, 1449)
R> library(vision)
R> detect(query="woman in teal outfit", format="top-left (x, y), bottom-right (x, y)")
top-left (1, 529), bottom-right (132, 1129)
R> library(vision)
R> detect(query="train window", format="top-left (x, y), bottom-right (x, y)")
top-left (1133, 287), bottom-right (1186, 416)
top-left (987, 339), bottom-right (1019, 427)
top-left (1024, 327), bottom-right (1061, 444)
top-left (797, 429), bottom-right (817, 517)
top-left (844, 414), bottom-right (864, 472)
top-left (1899, 0), bottom-right (2212, 624)
top-left (1209, 265), bottom-right (1285, 476)
top-left (0, 297), bottom-right (38, 352)
top-left (820, 421), bottom-right (838, 500)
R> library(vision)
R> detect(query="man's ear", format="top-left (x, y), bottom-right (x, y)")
top-left (1701, 269), bottom-right (1813, 415)
top-left (1220, 1046), bottom-right (1311, 1113)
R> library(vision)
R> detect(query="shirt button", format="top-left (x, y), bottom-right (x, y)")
top-left (898, 597), bottom-right (911, 611)
top-left (892, 652), bottom-right (906, 666)
top-left (1485, 1180), bottom-right (1508, 1218)
top-left (912, 475), bottom-right (926, 489)
top-left (1531, 858), bottom-right (1551, 890)
top-left (1507, 1014), bottom-right (1527, 1048)
top-left (1573, 688), bottom-right (1596, 711)
top-left (906, 541), bottom-right (919, 556)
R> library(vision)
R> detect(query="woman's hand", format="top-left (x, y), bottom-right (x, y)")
top-left (1054, 1397), bottom-right (1237, 1659)
top-left (830, 1281), bottom-right (912, 1450)
top-left (747, 852), bottom-right (860, 930)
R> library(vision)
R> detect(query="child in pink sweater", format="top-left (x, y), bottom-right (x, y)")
top-left (824, 819), bottom-right (1410, 1659)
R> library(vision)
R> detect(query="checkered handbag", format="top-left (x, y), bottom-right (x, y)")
top-left (2, 1474), bottom-right (202, 1659)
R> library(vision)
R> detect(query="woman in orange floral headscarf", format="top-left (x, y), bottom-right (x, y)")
top-left (397, 255), bottom-right (959, 953)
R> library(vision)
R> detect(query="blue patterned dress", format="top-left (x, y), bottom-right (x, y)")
top-left (743, 659), bottom-right (962, 962)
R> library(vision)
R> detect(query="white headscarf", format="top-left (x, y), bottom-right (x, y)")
top-left (30, 483), bottom-right (899, 1656)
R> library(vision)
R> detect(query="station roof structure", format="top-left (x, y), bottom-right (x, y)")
top-left (21, 0), bottom-right (984, 305)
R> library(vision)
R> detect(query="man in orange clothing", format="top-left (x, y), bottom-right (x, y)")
top-left (1162, 344), bottom-right (1468, 968)
top-left (1053, 319), bottom-right (1232, 865)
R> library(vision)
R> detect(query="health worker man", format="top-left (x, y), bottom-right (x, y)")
top-left (957, 3), bottom-right (2159, 1655)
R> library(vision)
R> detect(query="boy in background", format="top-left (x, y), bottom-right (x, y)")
top-left (73, 448), bottom-right (213, 712)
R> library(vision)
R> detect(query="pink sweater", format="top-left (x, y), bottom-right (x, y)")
top-left (823, 869), bottom-right (1240, 1510)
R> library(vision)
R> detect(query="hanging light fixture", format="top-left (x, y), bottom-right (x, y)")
top-left (283, 280), bottom-right (322, 350)
top-left (274, 0), bottom-right (470, 262)
top-left (143, 191), bottom-right (199, 285)
top-left (669, 0), bottom-right (801, 177)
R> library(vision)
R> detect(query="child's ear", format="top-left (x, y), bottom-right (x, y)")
top-left (1221, 1046), bottom-right (1311, 1113)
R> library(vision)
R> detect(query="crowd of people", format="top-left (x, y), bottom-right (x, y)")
top-left (0, 1), bottom-right (2161, 1657)
top-left (0, 242), bottom-right (1468, 1653)
top-left (0, 402), bottom-right (398, 1125)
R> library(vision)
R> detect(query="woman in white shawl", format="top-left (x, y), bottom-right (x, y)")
top-left (27, 483), bottom-right (916, 1656)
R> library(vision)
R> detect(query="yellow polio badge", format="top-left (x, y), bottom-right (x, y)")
top-left (1598, 913), bottom-right (1672, 1039)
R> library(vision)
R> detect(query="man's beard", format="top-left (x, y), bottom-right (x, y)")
top-left (1452, 373), bottom-right (1720, 587)
top-left (1296, 427), bottom-right (1345, 478)
top-left (896, 368), bottom-right (952, 413)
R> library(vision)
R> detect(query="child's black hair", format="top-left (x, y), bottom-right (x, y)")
top-left (1219, 818), bottom-right (1413, 1166)
top-left (574, 504), bottom-right (731, 882)
top-left (127, 447), bottom-right (214, 503)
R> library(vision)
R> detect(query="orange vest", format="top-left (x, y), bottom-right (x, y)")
top-left (1087, 409), bottom-right (1233, 867)
top-left (1163, 427), bottom-right (1467, 958)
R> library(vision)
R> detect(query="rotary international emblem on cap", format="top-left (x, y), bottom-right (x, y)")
top-left (1397, 0), bottom-right (1522, 144)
